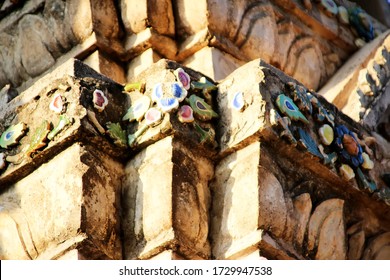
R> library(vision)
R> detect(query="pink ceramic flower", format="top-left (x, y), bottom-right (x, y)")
top-left (174, 68), bottom-right (191, 90)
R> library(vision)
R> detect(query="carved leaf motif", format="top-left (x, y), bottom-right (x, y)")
top-left (293, 193), bottom-right (312, 248)
top-left (348, 230), bottom-right (365, 260)
top-left (363, 232), bottom-right (390, 260)
top-left (307, 199), bottom-right (346, 259)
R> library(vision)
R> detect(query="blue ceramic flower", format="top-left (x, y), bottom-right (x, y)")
top-left (334, 125), bottom-right (364, 167)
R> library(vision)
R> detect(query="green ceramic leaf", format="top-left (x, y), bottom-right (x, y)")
top-left (128, 125), bottom-right (148, 148)
top-left (186, 95), bottom-right (218, 121)
top-left (190, 77), bottom-right (217, 102)
top-left (193, 122), bottom-right (217, 147)
top-left (48, 115), bottom-right (71, 140)
top-left (124, 82), bottom-right (145, 93)
top-left (106, 122), bottom-right (127, 148)
top-left (25, 120), bottom-right (51, 157)
top-left (276, 94), bottom-right (309, 124)
top-left (0, 122), bottom-right (27, 149)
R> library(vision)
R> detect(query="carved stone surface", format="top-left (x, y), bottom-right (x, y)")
top-left (171, 0), bottom-right (386, 90)
top-left (122, 136), bottom-right (213, 259)
top-left (183, 47), bottom-right (245, 81)
top-left (126, 49), bottom-right (162, 81)
top-left (363, 232), bottom-right (390, 260)
top-left (0, 0), bottom-right (120, 90)
top-left (0, 143), bottom-right (123, 260)
top-left (84, 51), bottom-right (126, 84)
top-left (120, 0), bottom-right (175, 36)
top-left (307, 199), bottom-right (346, 260)
top-left (293, 193), bottom-right (312, 248)
top-left (210, 141), bottom-right (263, 260)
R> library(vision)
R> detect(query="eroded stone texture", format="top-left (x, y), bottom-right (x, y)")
top-left (120, 0), bottom-right (175, 36)
top-left (258, 166), bottom-right (291, 239)
top-left (149, 250), bottom-right (187, 260)
top-left (122, 136), bottom-right (213, 259)
top-left (84, 50), bottom-right (126, 84)
top-left (126, 49), bottom-right (162, 80)
top-left (0, 143), bottom-right (123, 260)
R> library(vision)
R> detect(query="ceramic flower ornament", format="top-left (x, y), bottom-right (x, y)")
top-left (334, 125), bottom-right (364, 167)
top-left (93, 89), bottom-right (108, 112)
top-left (361, 152), bottom-right (374, 170)
top-left (157, 97), bottom-right (179, 113)
top-left (191, 77), bottom-right (217, 102)
top-left (151, 82), bottom-right (187, 107)
top-left (144, 108), bottom-right (162, 126)
top-left (25, 120), bottom-right (51, 157)
top-left (0, 122), bottom-right (27, 149)
top-left (174, 68), bottom-right (191, 90)
top-left (171, 82), bottom-right (187, 102)
top-left (340, 164), bottom-right (355, 181)
top-left (337, 6), bottom-right (349, 25)
top-left (152, 83), bottom-right (163, 103)
top-left (231, 91), bottom-right (245, 111)
top-left (177, 105), bottom-right (194, 123)
top-left (319, 0), bottom-right (338, 17)
top-left (49, 93), bottom-right (64, 114)
top-left (319, 124), bottom-right (334, 146)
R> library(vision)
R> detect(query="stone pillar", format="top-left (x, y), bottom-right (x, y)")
top-left (210, 142), bottom-right (263, 259)
top-left (119, 59), bottom-right (218, 259)
top-left (122, 137), bottom-right (213, 259)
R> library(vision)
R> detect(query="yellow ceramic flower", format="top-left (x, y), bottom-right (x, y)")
top-left (319, 124), bottom-right (334, 146)
top-left (340, 164), bottom-right (355, 181)
top-left (361, 152), bottom-right (374, 170)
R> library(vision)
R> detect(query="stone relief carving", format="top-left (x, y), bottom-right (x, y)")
top-left (0, 202), bottom-right (38, 260)
top-left (205, 0), bottom-right (345, 89)
top-left (0, 0), bottom-right (92, 89)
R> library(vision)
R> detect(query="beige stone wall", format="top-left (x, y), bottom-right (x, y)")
top-left (0, 0), bottom-right (390, 260)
